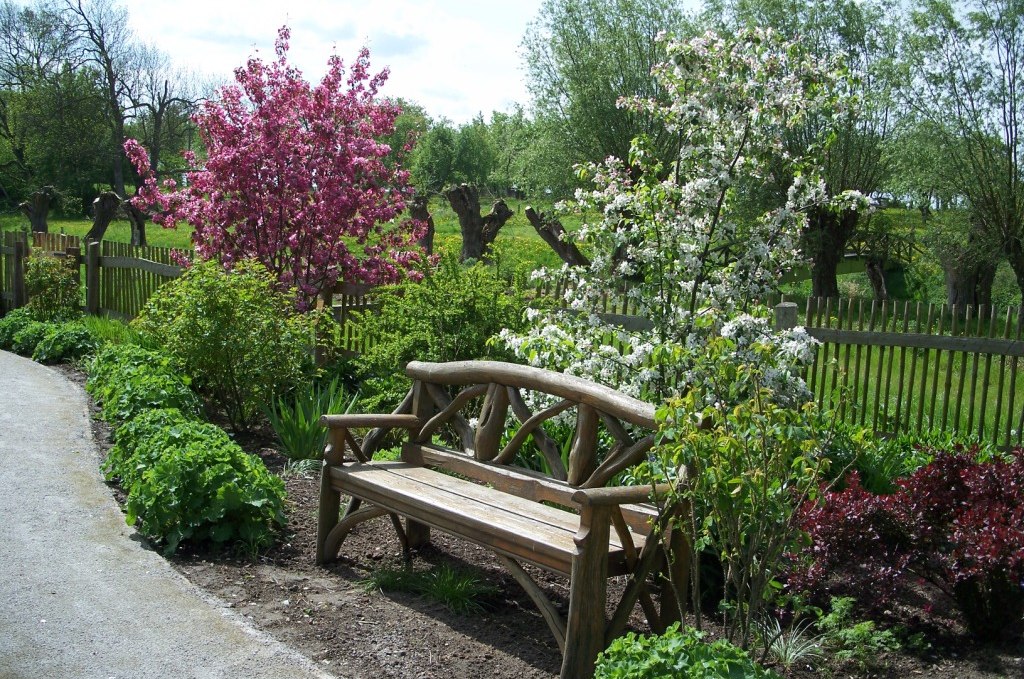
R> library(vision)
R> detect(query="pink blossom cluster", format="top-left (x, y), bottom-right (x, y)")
top-left (125, 27), bottom-right (426, 308)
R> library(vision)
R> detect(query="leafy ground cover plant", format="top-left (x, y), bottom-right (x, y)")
top-left (794, 449), bottom-right (1024, 640)
top-left (32, 322), bottom-right (99, 363)
top-left (104, 408), bottom-right (211, 488)
top-left (11, 320), bottom-right (53, 356)
top-left (266, 376), bottom-right (358, 461)
top-left (816, 596), bottom-right (900, 669)
top-left (85, 343), bottom-right (201, 424)
top-left (123, 425), bottom-right (286, 555)
top-left (132, 259), bottom-right (326, 431)
top-left (594, 623), bottom-right (782, 679)
top-left (0, 307), bottom-right (34, 349)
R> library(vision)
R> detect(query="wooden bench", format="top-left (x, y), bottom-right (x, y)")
top-left (316, 360), bottom-right (690, 679)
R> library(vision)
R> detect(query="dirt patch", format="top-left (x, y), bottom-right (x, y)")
top-left (61, 363), bottom-right (1024, 679)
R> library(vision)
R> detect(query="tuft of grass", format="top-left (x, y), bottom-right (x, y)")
top-left (360, 564), bottom-right (499, 614)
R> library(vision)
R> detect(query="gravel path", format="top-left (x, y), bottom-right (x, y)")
top-left (0, 350), bottom-right (337, 679)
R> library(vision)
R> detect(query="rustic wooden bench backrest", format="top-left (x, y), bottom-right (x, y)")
top-left (324, 360), bottom-right (659, 497)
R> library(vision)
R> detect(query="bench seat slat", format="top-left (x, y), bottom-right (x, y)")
top-left (329, 461), bottom-right (645, 576)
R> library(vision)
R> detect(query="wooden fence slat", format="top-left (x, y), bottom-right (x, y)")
top-left (994, 306), bottom-right (1012, 447)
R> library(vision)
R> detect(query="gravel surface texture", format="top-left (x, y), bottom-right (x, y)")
top-left (0, 350), bottom-right (337, 679)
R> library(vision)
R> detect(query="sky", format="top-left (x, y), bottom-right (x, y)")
top-left (129, 0), bottom-right (546, 125)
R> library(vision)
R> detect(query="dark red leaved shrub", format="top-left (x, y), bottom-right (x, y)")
top-left (793, 450), bottom-right (1024, 640)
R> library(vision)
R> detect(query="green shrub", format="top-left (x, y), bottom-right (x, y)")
top-left (32, 322), bottom-right (99, 363)
top-left (12, 320), bottom-right (54, 355)
top-left (122, 423), bottom-right (286, 555)
top-left (356, 255), bottom-right (526, 411)
top-left (86, 344), bottom-right (201, 424)
top-left (25, 251), bottom-right (81, 321)
top-left (595, 624), bottom-right (782, 679)
top-left (132, 259), bottom-right (324, 431)
top-left (266, 376), bottom-right (358, 461)
top-left (0, 308), bottom-right (35, 350)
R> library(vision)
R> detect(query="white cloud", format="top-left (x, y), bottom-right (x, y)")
top-left (129, 0), bottom-right (543, 123)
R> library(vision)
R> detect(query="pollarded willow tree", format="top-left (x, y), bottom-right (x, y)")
top-left (502, 28), bottom-right (849, 403)
top-left (126, 27), bottom-right (426, 308)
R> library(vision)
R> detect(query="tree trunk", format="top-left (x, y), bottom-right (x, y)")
top-left (524, 206), bottom-right (590, 267)
top-left (1005, 236), bottom-right (1024, 302)
top-left (943, 260), bottom-right (995, 308)
top-left (84, 192), bottom-right (122, 243)
top-left (126, 202), bottom-right (147, 246)
top-left (804, 206), bottom-right (860, 298)
top-left (409, 196), bottom-right (434, 255)
top-left (865, 257), bottom-right (888, 301)
top-left (443, 184), bottom-right (513, 262)
top-left (19, 186), bottom-right (57, 233)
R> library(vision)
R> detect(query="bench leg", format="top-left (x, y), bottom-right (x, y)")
top-left (316, 464), bottom-right (342, 565)
top-left (561, 506), bottom-right (610, 679)
top-left (405, 519), bottom-right (431, 549)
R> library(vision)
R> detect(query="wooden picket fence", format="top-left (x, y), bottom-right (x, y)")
top-left (0, 231), bottom-right (186, 319)
top-left (779, 298), bottom-right (1024, 448)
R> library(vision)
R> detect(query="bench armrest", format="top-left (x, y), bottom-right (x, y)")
top-left (320, 414), bottom-right (422, 429)
top-left (571, 483), bottom-right (674, 507)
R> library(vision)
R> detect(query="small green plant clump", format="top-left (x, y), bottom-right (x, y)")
top-left (11, 320), bottom-right (53, 355)
top-left (104, 407), bottom-right (285, 555)
top-left (132, 259), bottom-right (329, 431)
top-left (817, 597), bottom-right (900, 668)
top-left (360, 564), bottom-right (499, 614)
top-left (266, 376), bottom-right (358, 461)
top-left (594, 624), bottom-right (782, 679)
top-left (85, 343), bottom-right (201, 424)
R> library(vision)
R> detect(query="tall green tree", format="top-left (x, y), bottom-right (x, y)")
top-left (907, 0), bottom-right (1024, 299)
top-left (521, 0), bottom-right (689, 195)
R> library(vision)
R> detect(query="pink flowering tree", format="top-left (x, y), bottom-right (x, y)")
top-left (125, 27), bottom-right (426, 308)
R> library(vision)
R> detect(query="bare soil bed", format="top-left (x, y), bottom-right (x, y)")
top-left (64, 363), bottom-right (1024, 679)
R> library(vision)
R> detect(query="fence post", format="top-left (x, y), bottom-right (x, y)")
top-left (774, 302), bottom-right (798, 331)
top-left (12, 233), bottom-right (27, 308)
top-left (85, 240), bottom-right (100, 315)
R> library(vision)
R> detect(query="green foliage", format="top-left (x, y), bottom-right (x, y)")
top-left (122, 425), bottom-right (286, 556)
top-left (81, 315), bottom-right (156, 348)
top-left (595, 623), bottom-right (783, 679)
top-left (132, 259), bottom-right (324, 430)
top-left (360, 564), bottom-right (499, 614)
top-left (0, 307), bottom-right (34, 349)
top-left (655, 337), bottom-right (829, 647)
top-left (11, 320), bottom-right (54, 355)
top-left (24, 252), bottom-right (81, 321)
top-left (31, 321), bottom-right (99, 363)
top-left (266, 376), bottom-right (358, 461)
top-left (817, 597), bottom-right (900, 668)
top-left (85, 343), bottom-right (201, 424)
top-left (356, 256), bottom-right (526, 411)
top-left (104, 408), bottom-right (211, 488)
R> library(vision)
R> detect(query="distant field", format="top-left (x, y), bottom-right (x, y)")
top-left (1, 195), bottom-right (582, 273)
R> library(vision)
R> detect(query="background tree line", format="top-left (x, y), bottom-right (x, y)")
top-left (3, 0), bottom-right (1024, 307)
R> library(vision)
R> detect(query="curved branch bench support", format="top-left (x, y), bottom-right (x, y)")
top-left (316, 360), bottom-right (688, 679)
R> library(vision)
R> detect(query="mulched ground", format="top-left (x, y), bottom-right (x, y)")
top-left (60, 363), bottom-right (1024, 679)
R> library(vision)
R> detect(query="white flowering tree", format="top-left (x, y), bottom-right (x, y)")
top-left (503, 28), bottom-right (848, 404)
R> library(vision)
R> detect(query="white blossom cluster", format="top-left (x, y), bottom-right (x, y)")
top-left (502, 28), bottom-right (847, 408)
